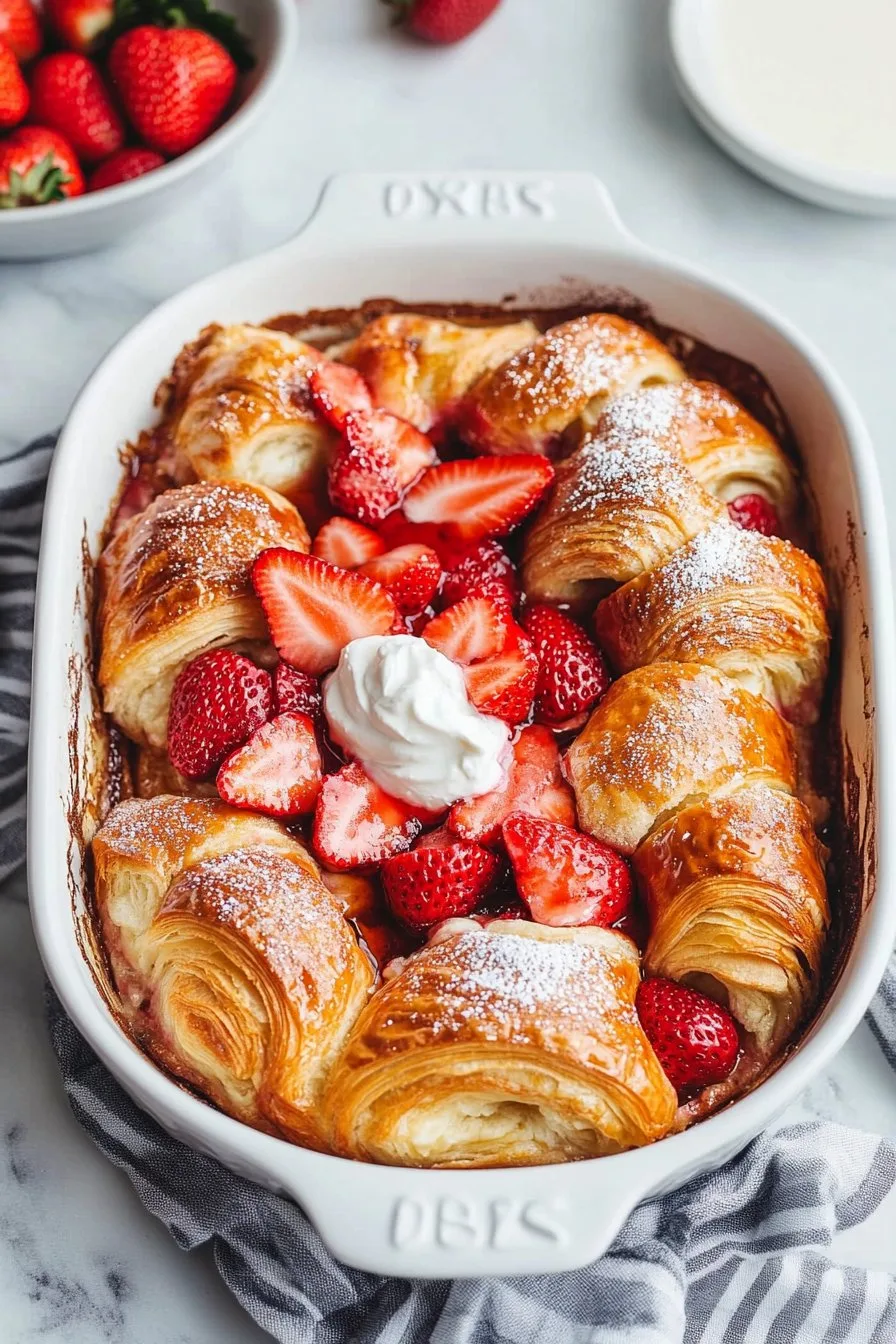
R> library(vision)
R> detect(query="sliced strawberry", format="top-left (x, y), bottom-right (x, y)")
top-left (313, 762), bottom-right (427, 870)
top-left (449, 724), bottom-right (576, 846)
top-left (422, 596), bottom-right (536, 724)
top-left (502, 814), bottom-right (631, 927)
top-left (273, 662), bottom-right (322, 721)
top-left (357, 408), bottom-right (437, 488)
top-left (441, 539), bottom-right (518, 609)
top-left (216, 712), bottom-right (322, 818)
top-left (727, 493), bottom-right (780, 536)
top-left (251, 548), bottom-right (397, 676)
top-left (522, 604), bottom-right (611, 729)
top-left (359, 544), bottom-right (442, 616)
top-left (381, 835), bottom-right (501, 930)
top-left (403, 455), bottom-right (554, 542)
top-left (328, 423), bottom-right (401, 526)
top-left (313, 516), bottom-right (385, 568)
top-left (636, 977), bottom-right (740, 1094)
top-left (309, 361), bottom-right (374, 431)
top-left (167, 650), bottom-right (272, 782)
top-left (422, 594), bottom-right (507, 664)
top-left (464, 640), bottom-right (538, 724)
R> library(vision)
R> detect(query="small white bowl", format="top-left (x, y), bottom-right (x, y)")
top-left (670, 0), bottom-right (896, 216)
top-left (0, 0), bottom-right (299, 259)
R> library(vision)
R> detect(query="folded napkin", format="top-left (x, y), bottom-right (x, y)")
top-left (8, 435), bottom-right (896, 1343)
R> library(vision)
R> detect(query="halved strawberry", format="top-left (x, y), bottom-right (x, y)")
top-left (273, 662), bottom-right (322, 721)
top-left (359, 543), bottom-right (442, 616)
top-left (449, 724), bottom-right (576, 845)
top-left (251, 548), bottom-right (397, 676)
top-left (313, 516), bottom-right (385, 568)
top-left (167, 650), bottom-right (273, 782)
top-left (502, 814), bottom-right (631, 927)
top-left (422, 596), bottom-right (536, 724)
top-left (216, 712), bottom-right (322, 818)
top-left (309, 361), bottom-right (374, 431)
top-left (381, 834), bottom-right (501, 930)
top-left (313, 761), bottom-right (427, 870)
top-left (636, 977), bottom-right (740, 1094)
top-left (403, 455), bottom-right (554, 542)
top-left (727, 493), bottom-right (780, 536)
top-left (440, 539), bottom-right (518, 610)
top-left (522, 604), bottom-right (611, 728)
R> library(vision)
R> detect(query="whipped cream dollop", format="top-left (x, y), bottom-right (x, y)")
top-left (323, 635), bottom-right (509, 810)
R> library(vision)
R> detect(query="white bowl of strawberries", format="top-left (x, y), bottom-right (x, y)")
top-left (0, 0), bottom-right (298, 258)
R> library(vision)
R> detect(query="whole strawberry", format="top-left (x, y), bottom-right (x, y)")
top-left (381, 832), bottom-right (501, 930)
top-left (0, 36), bottom-right (27, 128)
top-left (108, 25), bottom-right (237, 156)
top-left (636, 977), bottom-right (740, 1094)
top-left (30, 53), bottom-right (125, 163)
top-left (44, 0), bottom-right (114, 53)
top-left (386, 0), bottom-right (502, 43)
top-left (0, 126), bottom-right (84, 206)
top-left (727, 492), bottom-right (781, 537)
top-left (522, 603), bottom-right (611, 728)
top-left (0, 0), bottom-right (41, 62)
top-left (88, 146), bottom-right (165, 191)
top-left (167, 649), bottom-right (273, 780)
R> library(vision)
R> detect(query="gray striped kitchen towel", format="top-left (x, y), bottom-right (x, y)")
top-left (7, 433), bottom-right (896, 1343)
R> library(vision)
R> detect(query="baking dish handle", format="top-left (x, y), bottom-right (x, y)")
top-left (275, 1148), bottom-right (661, 1278)
top-left (290, 171), bottom-right (635, 251)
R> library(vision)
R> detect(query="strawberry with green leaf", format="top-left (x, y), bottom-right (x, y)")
top-left (0, 126), bottom-right (84, 208)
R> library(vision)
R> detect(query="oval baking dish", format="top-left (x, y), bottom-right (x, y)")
top-left (28, 172), bottom-right (895, 1278)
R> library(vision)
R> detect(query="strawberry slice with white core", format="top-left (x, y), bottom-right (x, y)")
top-left (502, 813), bottom-right (632, 927)
top-left (359, 543), bottom-right (442, 616)
top-left (217, 712), bottom-right (322, 818)
top-left (449, 723), bottom-right (576, 846)
top-left (251, 548), bottom-right (397, 676)
top-left (309, 361), bottom-right (374, 431)
top-left (422, 596), bottom-right (536, 725)
top-left (403, 454), bottom-right (554, 541)
top-left (381, 834), bottom-right (501, 931)
top-left (313, 516), bottom-right (386, 568)
top-left (312, 761), bottom-right (428, 870)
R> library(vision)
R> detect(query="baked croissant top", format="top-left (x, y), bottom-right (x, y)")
top-left (594, 521), bottom-right (830, 721)
top-left (162, 323), bottom-right (336, 504)
top-left (326, 920), bottom-right (677, 1166)
top-left (522, 434), bottom-right (727, 601)
top-left (596, 379), bottom-right (797, 516)
top-left (327, 313), bottom-right (539, 432)
top-left (564, 661), bottom-right (797, 854)
top-left (455, 313), bottom-right (685, 455)
top-left (98, 480), bottom-right (308, 747)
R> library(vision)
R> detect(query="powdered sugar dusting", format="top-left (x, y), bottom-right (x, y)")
top-left (648, 520), bottom-right (768, 601)
top-left (561, 436), bottom-right (705, 515)
top-left (395, 927), bottom-right (637, 1045)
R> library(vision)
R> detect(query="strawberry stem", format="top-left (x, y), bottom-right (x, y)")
top-left (109, 0), bottom-right (255, 70)
top-left (0, 155), bottom-right (72, 209)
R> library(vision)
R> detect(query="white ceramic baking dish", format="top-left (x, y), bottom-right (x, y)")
top-left (28, 172), bottom-right (896, 1279)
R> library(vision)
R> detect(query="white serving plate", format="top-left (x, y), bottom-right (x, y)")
top-left (670, 0), bottom-right (896, 216)
top-left (28, 171), bottom-right (896, 1278)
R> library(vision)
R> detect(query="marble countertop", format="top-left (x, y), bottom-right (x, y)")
top-left (4, 0), bottom-right (896, 1338)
